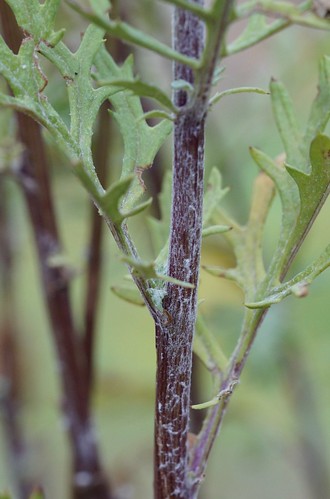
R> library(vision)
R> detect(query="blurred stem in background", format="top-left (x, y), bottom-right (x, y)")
top-left (0, 177), bottom-right (30, 498)
top-left (84, 1), bottom-right (131, 401)
top-left (0, 3), bottom-right (112, 497)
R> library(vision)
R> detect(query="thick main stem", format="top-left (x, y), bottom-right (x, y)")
top-left (154, 4), bottom-right (205, 498)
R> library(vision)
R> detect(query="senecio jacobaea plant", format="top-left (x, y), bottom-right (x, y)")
top-left (0, 0), bottom-right (330, 497)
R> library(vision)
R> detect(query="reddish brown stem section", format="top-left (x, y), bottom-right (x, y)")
top-left (84, 101), bottom-right (110, 397)
top-left (0, 3), bottom-right (111, 497)
top-left (154, 4), bottom-right (205, 498)
top-left (0, 180), bottom-right (31, 498)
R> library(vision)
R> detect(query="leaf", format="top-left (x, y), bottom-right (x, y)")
top-left (5, 0), bottom-right (62, 42)
top-left (191, 396), bottom-right (220, 410)
top-left (270, 78), bottom-right (305, 170)
top-left (191, 380), bottom-right (239, 410)
top-left (202, 264), bottom-right (244, 287)
top-left (101, 176), bottom-right (152, 224)
top-left (249, 147), bottom-right (300, 276)
top-left (246, 242), bottom-right (330, 308)
top-left (226, 14), bottom-right (288, 55)
top-left (122, 256), bottom-right (195, 288)
top-left (101, 176), bottom-right (134, 223)
top-left (209, 86), bottom-right (269, 108)
top-left (171, 79), bottom-right (194, 93)
top-left (111, 285), bottom-right (145, 306)
top-left (203, 167), bottom-right (229, 227)
top-left (161, 0), bottom-right (212, 22)
top-left (304, 56), bottom-right (330, 150)
top-left (0, 36), bottom-right (74, 157)
top-left (286, 134), bottom-right (330, 246)
top-left (202, 225), bottom-right (232, 237)
top-left (194, 315), bottom-right (228, 372)
top-left (95, 49), bottom-right (172, 209)
top-left (99, 78), bottom-right (177, 112)
top-left (66, 0), bottom-right (199, 68)
top-left (137, 110), bottom-right (175, 122)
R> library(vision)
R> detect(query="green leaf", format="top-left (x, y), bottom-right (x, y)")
top-left (249, 147), bottom-right (300, 276)
top-left (171, 79), bottom-right (194, 93)
top-left (99, 78), bottom-right (177, 112)
top-left (5, 0), bottom-right (61, 42)
top-left (194, 315), bottom-right (228, 372)
top-left (100, 176), bottom-right (152, 224)
top-left (202, 225), bottom-right (232, 237)
top-left (304, 56), bottom-right (330, 150)
top-left (137, 110), bottom-right (175, 122)
top-left (246, 242), bottom-right (330, 309)
top-left (96, 49), bottom-right (172, 209)
top-left (66, 0), bottom-right (199, 68)
top-left (226, 14), bottom-right (288, 55)
top-left (161, 0), bottom-right (213, 22)
top-left (286, 134), bottom-right (330, 246)
top-left (203, 167), bottom-right (229, 227)
top-left (209, 86), bottom-right (269, 108)
top-left (122, 256), bottom-right (195, 288)
top-left (270, 78), bottom-right (305, 170)
top-left (111, 285), bottom-right (145, 306)
top-left (0, 37), bottom-right (74, 157)
top-left (191, 396), bottom-right (220, 410)
top-left (191, 380), bottom-right (239, 410)
top-left (101, 176), bottom-right (134, 223)
top-left (202, 264), bottom-right (244, 287)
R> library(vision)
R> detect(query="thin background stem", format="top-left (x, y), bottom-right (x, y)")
top-left (0, 178), bottom-right (31, 498)
top-left (84, 100), bottom-right (110, 399)
top-left (0, 3), bottom-right (112, 497)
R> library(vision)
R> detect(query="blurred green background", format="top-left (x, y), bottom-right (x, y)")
top-left (0, 2), bottom-right (330, 498)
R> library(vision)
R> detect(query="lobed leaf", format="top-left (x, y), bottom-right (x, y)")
top-left (246, 242), bottom-right (330, 308)
top-left (99, 78), bottom-right (177, 112)
top-left (209, 86), bottom-right (269, 108)
top-left (226, 13), bottom-right (288, 55)
top-left (95, 49), bottom-right (172, 210)
top-left (202, 225), bottom-right (232, 237)
top-left (304, 56), bottom-right (330, 150)
top-left (111, 285), bottom-right (145, 306)
top-left (194, 315), bottom-right (228, 373)
top-left (270, 78), bottom-right (305, 170)
top-left (122, 256), bottom-right (194, 288)
top-left (5, 0), bottom-right (62, 42)
top-left (100, 176), bottom-right (152, 225)
top-left (250, 147), bottom-right (300, 277)
top-left (66, 0), bottom-right (199, 68)
top-left (286, 134), bottom-right (330, 248)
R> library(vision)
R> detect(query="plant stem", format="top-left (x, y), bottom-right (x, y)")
top-left (0, 179), bottom-right (31, 498)
top-left (0, 4), bottom-right (112, 497)
top-left (84, 101), bottom-right (110, 399)
top-left (153, 1), bottom-right (234, 495)
top-left (154, 4), bottom-right (205, 498)
top-left (189, 156), bottom-right (330, 486)
top-left (189, 308), bottom-right (266, 490)
top-left (16, 114), bottom-right (110, 499)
